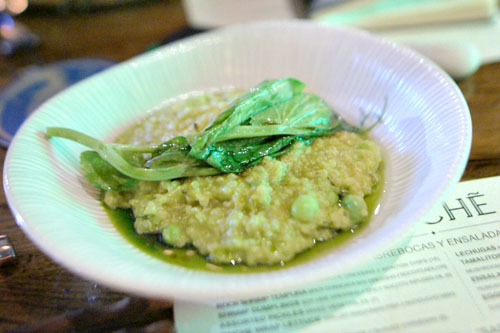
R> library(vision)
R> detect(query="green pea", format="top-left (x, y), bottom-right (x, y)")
top-left (162, 225), bottom-right (185, 246)
top-left (291, 194), bottom-right (319, 223)
top-left (342, 194), bottom-right (368, 222)
top-left (327, 191), bottom-right (339, 205)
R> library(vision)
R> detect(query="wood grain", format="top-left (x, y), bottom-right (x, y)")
top-left (0, 1), bottom-right (498, 330)
top-left (458, 62), bottom-right (500, 161)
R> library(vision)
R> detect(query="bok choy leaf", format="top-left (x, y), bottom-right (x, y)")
top-left (46, 78), bottom-right (382, 191)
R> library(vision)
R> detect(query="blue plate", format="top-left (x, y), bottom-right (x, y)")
top-left (0, 58), bottom-right (115, 147)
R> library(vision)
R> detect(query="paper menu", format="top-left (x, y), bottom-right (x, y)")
top-left (175, 176), bottom-right (500, 333)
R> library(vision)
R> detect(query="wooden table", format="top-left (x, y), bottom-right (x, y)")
top-left (0, 1), bottom-right (499, 331)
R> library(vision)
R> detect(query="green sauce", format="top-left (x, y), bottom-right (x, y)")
top-left (107, 166), bottom-right (384, 274)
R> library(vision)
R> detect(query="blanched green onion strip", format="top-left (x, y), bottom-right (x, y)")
top-left (46, 127), bottom-right (221, 181)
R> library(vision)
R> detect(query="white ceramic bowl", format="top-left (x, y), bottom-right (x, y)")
top-left (3, 20), bottom-right (471, 301)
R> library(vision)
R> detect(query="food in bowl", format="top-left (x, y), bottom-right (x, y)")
top-left (46, 78), bottom-right (383, 268)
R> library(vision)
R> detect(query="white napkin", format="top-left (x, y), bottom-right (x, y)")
top-left (310, 0), bottom-right (500, 79)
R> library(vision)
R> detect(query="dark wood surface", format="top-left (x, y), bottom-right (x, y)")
top-left (0, 1), bottom-right (499, 331)
top-left (0, 2), bottom-right (184, 331)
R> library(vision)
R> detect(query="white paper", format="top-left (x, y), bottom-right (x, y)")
top-left (175, 176), bottom-right (500, 332)
top-left (309, 0), bottom-right (500, 75)
top-left (378, 15), bottom-right (500, 65)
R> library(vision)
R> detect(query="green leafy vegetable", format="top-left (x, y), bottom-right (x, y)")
top-left (204, 136), bottom-right (296, 173)
top-left (80, 151), bottom-right (138, 191)
top-left (188, 78), bottom-right (305, 160)
top-left (45, 127), bottom-right (220, 186)
top-left (145, 137), bottom-right (194, 168)
top-left (46, 78), bottom-right (383, 191)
